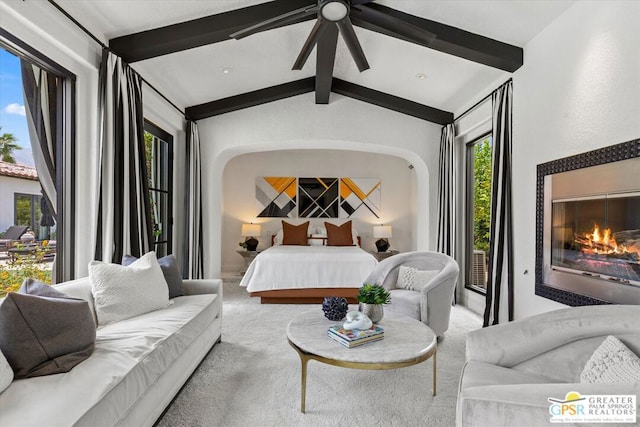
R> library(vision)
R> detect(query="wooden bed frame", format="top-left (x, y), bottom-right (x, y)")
top-left (249, 234), bottom-right (363, 304)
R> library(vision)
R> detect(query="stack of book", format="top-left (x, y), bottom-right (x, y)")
top-left (327, 324), bottom-right (384, 348)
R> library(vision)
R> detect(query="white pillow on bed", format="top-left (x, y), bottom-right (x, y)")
top-left (273, 229), bottom-right (283, 245)
top-left (308, 234), bottom-right (326, 246)
top-left (315, 226), bottom-right (359, 246)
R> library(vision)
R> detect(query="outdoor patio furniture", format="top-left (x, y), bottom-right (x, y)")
top-left (0, 226), bottom-right (29, 252)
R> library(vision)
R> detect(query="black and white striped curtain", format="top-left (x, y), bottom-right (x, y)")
top-left (20, 61), bottom-right (58, 219)
top-left (182, 121), bottom-right (204, 279)
top-left (95, 48), bottom-right (153, 263)
top-left (483, 80), bottom-right (514, 326)
top-left (437, 123), bottom-right (456, 258)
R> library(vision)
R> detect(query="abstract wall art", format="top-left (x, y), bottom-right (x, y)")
top-left (256, 177), bottom-right (297, 217)
top-left (256, 176), bottom-right (381, 218)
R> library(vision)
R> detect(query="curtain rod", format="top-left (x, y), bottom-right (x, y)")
top-left (454, 77), bottom-right (512, 123)
top-left (46, 0), bottom-right (188, 120)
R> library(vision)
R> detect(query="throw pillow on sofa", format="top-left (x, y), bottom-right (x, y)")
top-left (580, 335), bottom-right (640, 383)
top-left (0, 279), bottom-right (95, 379)
top-left (89, 251), bottom-right (169, 326)
top-left (122, 253), bottom-right (184, 298)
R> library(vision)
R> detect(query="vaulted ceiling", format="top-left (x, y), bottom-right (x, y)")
top-left (56, 0), bottom-right (575, 124)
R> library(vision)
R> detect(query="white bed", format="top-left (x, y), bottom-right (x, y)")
top-left (239, 245), bottom-right (377, 303)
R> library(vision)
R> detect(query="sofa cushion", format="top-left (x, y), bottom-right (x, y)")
top-left (386, 289), bottom-right (421, 320)
top-left (0, 279), bottom-right (95, 379)
top-left (122, 253), bottom-right (184, 299)
top-left (89, 251), bottom-right (169, 326)
top-left (580, 335), bottom-right (640, 383)
top-left (0, 349), bottom-right (12, 394)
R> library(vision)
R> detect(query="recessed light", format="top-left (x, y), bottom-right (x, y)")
top-left (416, 73), bottom-right (427, 80)
top-left (222, 67), bottom-right (232, 74)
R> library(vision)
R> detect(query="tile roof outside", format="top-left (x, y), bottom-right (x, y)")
top-left (0, 161), bottom-right (38, 181)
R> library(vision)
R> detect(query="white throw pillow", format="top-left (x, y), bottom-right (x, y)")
top-left (396, 266), bottom-right (440, 291)
top-left (89, 251), bottom-right (169, 326)
top-left (580, 335), bottom-right (640, 383)
top-left (273, 229), bottom-right (283, 245)
top-left (0, 348), bottom-right (13, 394)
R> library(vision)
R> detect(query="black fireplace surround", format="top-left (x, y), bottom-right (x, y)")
top-left (536, 139), bottom-right (640, 306)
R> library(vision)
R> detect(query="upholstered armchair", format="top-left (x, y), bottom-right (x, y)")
top-left (456, 305), bottom-right (640, 427)
top-left (363, 251), bottom-right (459, 337)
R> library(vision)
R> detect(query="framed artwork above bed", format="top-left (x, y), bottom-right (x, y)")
top-left (255, 176), bottom-right (381, 218)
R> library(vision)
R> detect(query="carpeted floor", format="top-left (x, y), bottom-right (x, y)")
top-left (157, 282), bottom-right (482, 427)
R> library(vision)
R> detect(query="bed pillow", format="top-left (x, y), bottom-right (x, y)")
top-left (580, 335), bottom-right (640, 383)
top-left (89, 251), bottom-right (170, 326)
top-left (0, 279), bottom-right (95, 379)
top-left (325, 221), bottom-right (355, 246)
top-left (396, 266), bottom-right (440, 291)
top-left (122, 253), bottom-right (184, 298)
top-left (273, 229), bottom-right (284, 245)
top-left (317, 225), bottom-right (359, 246)
top-left (282, 221), bottom-right (309, 246)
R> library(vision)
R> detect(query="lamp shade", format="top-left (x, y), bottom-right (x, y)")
top-left (373, 225), bottom-right (392, 239)
top-left (241, 223), bottom-right (261, 237)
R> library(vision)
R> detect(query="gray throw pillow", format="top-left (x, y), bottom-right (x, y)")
top-left (122, 253), bottom-right (184, 298)
top-left (0, 279), bottom-right (96, 379)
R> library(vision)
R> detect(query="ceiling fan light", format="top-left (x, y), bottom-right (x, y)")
top-left (321, 1), bottom-right (349, 22)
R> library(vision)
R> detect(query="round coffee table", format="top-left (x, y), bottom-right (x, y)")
top-left (286, 310), bottom-right (437, 413)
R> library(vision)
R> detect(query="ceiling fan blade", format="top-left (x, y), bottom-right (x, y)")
top-left (293, 20), bottom-right (330, 70)
top-left (230, 5), bottom-right (317, 40)
top-left (335, 17), bottom-right (369, 72)
top-left (351, 5), bottom-right (437, 45)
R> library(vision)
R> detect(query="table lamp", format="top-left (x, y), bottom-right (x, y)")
top-left (373, 225), bottom-right (392, 252)
top-left (241, 223), bottom-right (261, 251)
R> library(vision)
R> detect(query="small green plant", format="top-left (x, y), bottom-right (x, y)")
top-left (0, 249), bottom-right (51, 297)
top-left (356, 283), bottom-right (391, 305)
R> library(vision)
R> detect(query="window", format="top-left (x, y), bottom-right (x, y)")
top-left (1, 29), bottom-right (75, 284)
top-left (14, 193), bottom-right (42, 234)
top-left (144, 121), bottom-right (173, 257)
top-left (465, 134), bottom-right (492, 293)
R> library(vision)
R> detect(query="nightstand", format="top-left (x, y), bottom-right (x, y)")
top-left (236, 250), bottom-right (260, 275)
top-left (370, 250), bottom-right (399, 261)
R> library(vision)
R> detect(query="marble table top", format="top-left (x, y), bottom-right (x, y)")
top-left (286, 310), bottom-right (436, 364)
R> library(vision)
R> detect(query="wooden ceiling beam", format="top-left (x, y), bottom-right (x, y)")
top-left (315, 25), bottom-right (339, 104)
top-left (352, 3), bottom-right (523, 72)
top-left (186, 78), bottom-right (453, 125)
top-left (109, 0), bottom-right (316, 63)
top-left (185, 78), bottom-right (315, 120)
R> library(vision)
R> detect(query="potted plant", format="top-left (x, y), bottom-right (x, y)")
top-left (356, 283), bottom-right (391, 323)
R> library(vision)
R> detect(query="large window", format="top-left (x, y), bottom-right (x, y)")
top-left (465, 135), bottom-right (492, 293)
top-left (144, 121), bottom-right (173, 257)
top-left (14, 193), bottom-right (42, 235)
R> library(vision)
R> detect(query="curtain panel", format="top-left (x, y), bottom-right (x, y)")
top-left (483, 80), bottom-right (514, 326)
top-left (95, 49), bottom-right (153, 263)
top-left (182, 121), bottom-right (204, 279)
top-left (20, 61), bottom-right (58, 217)
top-left (437, 123), bottom-right (456, 259)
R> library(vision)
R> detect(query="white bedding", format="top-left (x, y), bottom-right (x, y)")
top-left (239, 245), bottom-right (378, 292)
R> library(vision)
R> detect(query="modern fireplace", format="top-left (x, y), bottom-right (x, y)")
top-left (536, 139), bottom-right (640, 305)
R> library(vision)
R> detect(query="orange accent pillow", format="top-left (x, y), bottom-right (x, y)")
top-left (282, 221), bottom-right (309, 246)
top-left (325, 221), bottom-right (354, 246)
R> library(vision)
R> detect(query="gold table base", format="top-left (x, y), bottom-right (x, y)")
top-left (288, 339), bottom-right (437, 413)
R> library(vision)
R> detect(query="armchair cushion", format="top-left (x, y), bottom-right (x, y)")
top-left (396, 266), bottom-right (440, 291)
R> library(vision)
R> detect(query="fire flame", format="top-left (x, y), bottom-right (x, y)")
top-left (580, 224), bottom-right (628, 255)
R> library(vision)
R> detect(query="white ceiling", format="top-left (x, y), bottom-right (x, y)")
top-left (56, 0), bottom-right (575, 115)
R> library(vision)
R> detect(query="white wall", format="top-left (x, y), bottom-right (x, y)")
top-left (221, 150), bottom-right (415, 272)
top-left (510, 0), bottom-right (640, 318)
top-left (0, 176), bottom-right (41, 232)
top-left (198, 93), bottom-right (443, 278)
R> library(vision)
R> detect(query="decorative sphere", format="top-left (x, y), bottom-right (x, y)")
top-left (322, 297), bottom-right (348, 321)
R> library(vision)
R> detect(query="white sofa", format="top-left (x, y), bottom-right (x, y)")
top-left (456, 305), bottom-right (640, 427)
top-left (0, 276), bottom-right (222, 427)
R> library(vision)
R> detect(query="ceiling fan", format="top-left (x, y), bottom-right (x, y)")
top-left (230, 0), bottom-right (437, 72)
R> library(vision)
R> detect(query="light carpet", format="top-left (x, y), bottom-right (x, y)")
top-left (157, 283), bottom-right (482, 427)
